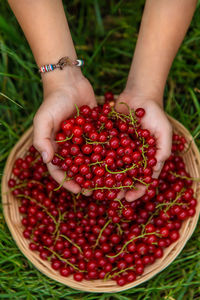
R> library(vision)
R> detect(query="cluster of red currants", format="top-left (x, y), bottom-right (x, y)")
top-left (8, 102), bottom-right (197, 286)
top-left (52, 101), bottom-right (157, 200)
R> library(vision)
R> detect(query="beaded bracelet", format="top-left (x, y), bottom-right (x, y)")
top-left (39, 56), bottom-right (84, 73)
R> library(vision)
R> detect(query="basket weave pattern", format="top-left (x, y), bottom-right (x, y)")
top-left (1, 98), bottom-right (200, 292)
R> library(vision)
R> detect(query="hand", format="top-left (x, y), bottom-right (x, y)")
top-left (115, 91), bottom-right (172, 202)
top-left (33, 72), bottom-right (96, 193)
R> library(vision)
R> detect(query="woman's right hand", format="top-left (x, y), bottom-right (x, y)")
top-left (33, 70), bottom-right (96, 193)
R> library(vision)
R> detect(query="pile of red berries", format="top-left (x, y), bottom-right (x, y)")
top-left (52, 101), bottom-right (157, 201)
top-left (8, 113), bottom-right (197, 286)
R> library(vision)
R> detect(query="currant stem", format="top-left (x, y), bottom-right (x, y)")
top-left (60, 234), bottom-right (83, 253)
top-left (115, 198), bottom-right (125, 209)
top-left (75, 104), bottom-right (80, 117)
top-left (156, 202), bottom-right (188, 208)
top-left (84, 137), bottom-right (108, 145)
top-left (86, 185), bottom-right (137, 192)
top-left (106, 266), bottom-right (135, 280)
top-left (10, 182), bottom-right (28, 191)
top-left (141, 138), bottom-right (147, 169)
top-left (110, 107), bottom-right (129, 123)
top-left (55, 153), bottom-right (65, 160)
top-left (16, 194), bottom-right (57, 225)
top-left (53, 172), bottom-right (67, 191)
top-left (44, 246), bottom-right (83, 272)
top-left (30, 154), bottom-right (41, 166)
top-left (93, 219), bottom-right (111, 248)
top-left (118, 102), bottom-right (139, 137)
top-left (53, 209), bottom-right (62, 240)
top-left (170, 171), bottom-right (200, 182)
top-left (56, 135), bottom-right (73, 143)
top-left (163, 189), bottom-right (186, 213)
top-left (107, 231), bottom-right (161, 258)
top-left (89, 161), bottom-right (104, 166)
top-left (115, 223), bottom-right (123, 235)
top-left (105, 163), bottom-right (136, 174)
top-left (104, 266), bottom-right (118, 281)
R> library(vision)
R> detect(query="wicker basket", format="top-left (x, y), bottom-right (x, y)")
top-left (1, 97), bottom-right (200, 292)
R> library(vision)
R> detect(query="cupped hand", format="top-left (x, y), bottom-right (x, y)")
top-left (33, 74), bottom-right (96, 193)
top-left (115, 91), bottom-right (172, 202)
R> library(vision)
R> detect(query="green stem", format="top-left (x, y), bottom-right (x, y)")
top-left (119, 102), bottom-right (139, 137)
top-left (115, 198), bottom-right (125, 209)
top-left (89, 161), bottom-right (104, 166)
top-left (10, 182), bottom-right (27, 191)
top-left (143, 189), bottom-right (185, 233)
top-left (84, 137), bottom-right (108, 145)
top-left (115, 223), bottom-right (123, 235)
top-left (170, 171), bottom-right (200, 182)
top-left (30, 155), bottom-right (41, 166)
top-left (98, 123), bottom-right (105, 132)
top-left (104, 266), bottom-right (118, 281)
top-left (134, 177), bottom-right (149, 186)
top-left (56, 135), bottom-right (73, 143)
top-left (107, 231), bottom-right (161, 258)
top-left (163, 189), bottom-right (186, 213)
top-left (54, 172), bottom-right (67, 191)
top-left (106, 266), bottom-right (135, 280)
top-left (105, 164), bottom-right (148, 186)
top-left (60, 234), bottom-right (82, 253)
top-left (105, 163), bottom-right (136, 174)
top-left (44, 247), bottom-right (83, 272)
top-left (55, 153), bottom-right (65, 160)
top-left (87, 185), bottom-right (137, 192)
top-left (93, 219), bottom-right (111, 248)
top-left (16, 194), bottom-right (57, 224)
top-left (53, 209), bottom-right (62, 240)
top-left (156, 202), bottom-right (188, 208)
top-left (75, 104), bottom-right (79, 116)
top-left (110, 107), bottom-right (129, 123)
top-left (141, 138), bottom-right (147, 169)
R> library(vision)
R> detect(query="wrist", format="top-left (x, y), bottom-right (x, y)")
top-left (42, 66), bottom-right (84, 96)
top-left (121, 83), bottom-right (164, 107)
top-left (119, 87), bottom-right (164, 109)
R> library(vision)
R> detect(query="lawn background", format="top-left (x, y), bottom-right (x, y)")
top-left (0, 1), bottom-right (200, 299)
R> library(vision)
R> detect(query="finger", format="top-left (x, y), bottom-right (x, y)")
top-left (82, 190), bottom-right (92, 197)
top-left (125, 184), bottom-right (147, 202)
top-left (33, 112), bottom-right (55, 163)
top-left (153, 123), bottom-right (172, 178)
top-left (152, 161), bottom-right (165, 179)
top-left (47, 163), bottom-right (81, 194)
top-left (115, 100), bottom-right (129, 114)
top-left (117, 190), bottom-right (125, 200)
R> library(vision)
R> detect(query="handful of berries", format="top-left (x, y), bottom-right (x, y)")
top-left (52, 102), bottom-right (157, 200)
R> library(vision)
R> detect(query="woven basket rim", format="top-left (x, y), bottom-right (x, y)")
top-left (1, 100), bottom-right (200, 292)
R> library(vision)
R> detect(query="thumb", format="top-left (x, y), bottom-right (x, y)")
top-left (33, 112), bottom-right (55, 163)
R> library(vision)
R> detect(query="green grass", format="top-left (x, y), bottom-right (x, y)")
top-left (0, 1), bottom-right (200, 299)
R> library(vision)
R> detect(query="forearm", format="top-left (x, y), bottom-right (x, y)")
top-left (8, 0), bottom-right (82, 92)
top-left (126, 0), bottom-right (197, 102)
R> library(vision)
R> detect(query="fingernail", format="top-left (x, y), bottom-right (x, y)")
top-left (41, 152), bottom-right (48, 163)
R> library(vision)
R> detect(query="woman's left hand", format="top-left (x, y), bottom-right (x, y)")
top-left (115, 90), bottom-right (172, 202)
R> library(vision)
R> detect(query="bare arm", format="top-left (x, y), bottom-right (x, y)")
top-left (8, 0), bottom-right (81, 91)
top-left (117, 0), bottom-right (197, 201)
top-left (8, 0), bottom-right (96, 194)
top-left (126, 0), bottom-right (197, 101)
